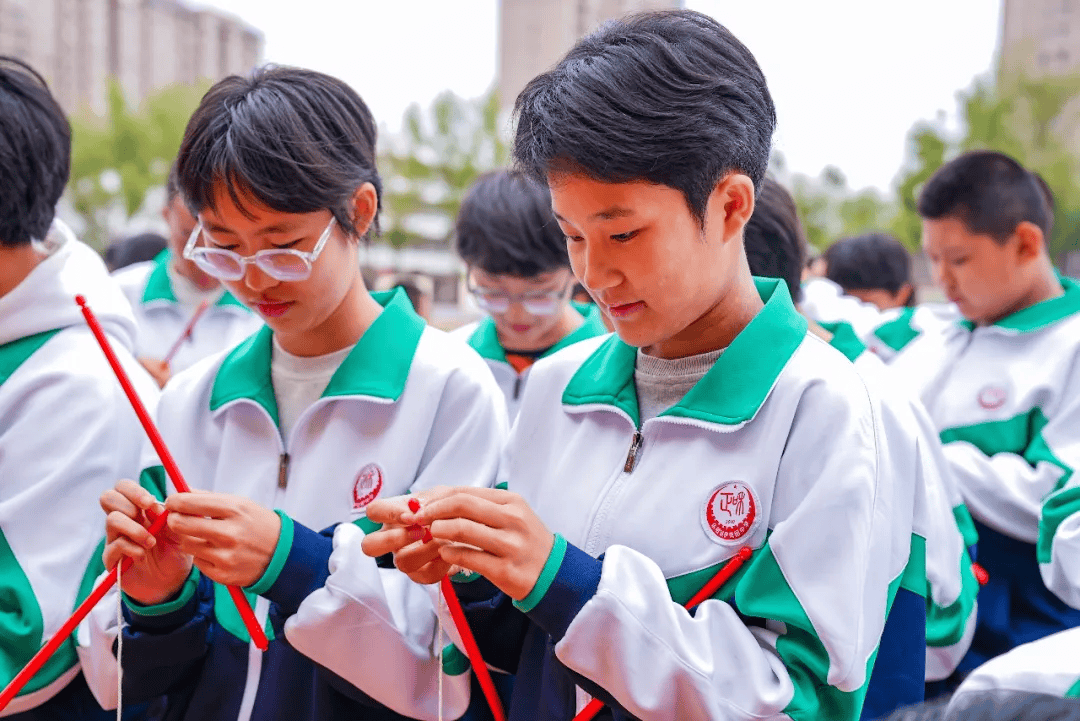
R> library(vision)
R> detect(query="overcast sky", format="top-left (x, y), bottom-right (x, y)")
top-left (195, 0), bottom-right (1002, 193)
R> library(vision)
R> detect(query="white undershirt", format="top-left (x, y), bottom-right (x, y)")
top-left (271, 338), bottom-right (355, 442)
top-left (634, 348), bottom-right (725, 423)
top-left (167, 259), bottom-right (224, 309)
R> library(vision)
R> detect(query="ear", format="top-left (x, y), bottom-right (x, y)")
top-left (707, 173), bottom-right (756, 244)
top-left (1013, 221), bottom-right (1045, 264)
top-left (897, 282), bottom-right (915, 306)
top-left (350, 183), bottom-right (379, 238)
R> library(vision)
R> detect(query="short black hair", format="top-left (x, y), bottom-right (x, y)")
top-left (824, 233), bottom-right (913, 302)
top-left (165, 161), bottom-right (182, 204)
top-left (742, 177), bottom-right (807, 302)
top-left (917, 150), bottom-right (1052, 243)
top-left (106, 232), bottom-right (168, 272)
top-left (176, 65), bottom-right (382, 240)
top-left (512, 9), bottom-right (776, 225)
top-left (0, 57), bottom-right (71, 248)
top-left (455, 169), bottom-right (568, 276)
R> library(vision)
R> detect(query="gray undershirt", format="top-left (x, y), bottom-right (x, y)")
top-left (634, 348), bottom-right (724, 423)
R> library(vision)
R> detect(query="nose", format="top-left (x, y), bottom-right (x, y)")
top-left (572, 237), bottom-right (619, 297)
top-left (242, 262), bottom-right (279, 294)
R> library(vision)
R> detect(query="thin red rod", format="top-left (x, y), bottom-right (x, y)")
top-left (163, 299), bottom-right (211, 366)
top-left (572, 546), bottom-right (754, 721)
top-left (441, 576), bottom-right (507, 721)
top-left (0, 510), bottom-right (170, 710)
top-left (75, 295), bottom-right (268, 651)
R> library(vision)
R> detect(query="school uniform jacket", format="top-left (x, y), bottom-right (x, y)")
top-left (442, 279), bottom-right (913, 721)
top-left (454, 303), bottom-right (608, 421)
top-left (113, 250), bottom-right (263, 374)
top-left (81, 288), bottom-right (508, 721)
top-left (888, 277), bottom-right (1080, 669)
top-left (0, 238), bottom-right (158, 715)
top-left (822, 323), bottom-right (977, 691)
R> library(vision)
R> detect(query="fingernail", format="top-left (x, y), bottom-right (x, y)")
top-left (145, 536), bottom-right (156, 548)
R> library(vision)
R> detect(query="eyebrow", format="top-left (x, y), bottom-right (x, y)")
top-left (204, 222), bottom-right (299, 237)
top-left (553, 206), bottom-right (636, 223)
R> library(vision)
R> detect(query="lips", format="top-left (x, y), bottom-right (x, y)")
top-left (255, 300), bottom-right (293, 318)
top-left (511, 324), bottom-right (532, 333)
top-left (606, 301), bottom-right (645, 318)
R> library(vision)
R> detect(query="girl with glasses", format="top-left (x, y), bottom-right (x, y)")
top-left (84, 65), bottom-right (507, 721)
top-left (453, 170), bottom-right (608, 420)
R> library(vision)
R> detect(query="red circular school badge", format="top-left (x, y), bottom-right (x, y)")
top-left (352, 464), bottom-right (383, 510)
top-left (977, 385), bottom-right (1007, 411)
top-left (702, 481), bottom-right (758, 544)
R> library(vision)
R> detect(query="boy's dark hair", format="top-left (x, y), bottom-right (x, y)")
top-left (176, 65), bottom-right (382, 240)
top-left (455, 170), bottom-right (569, 276)
top-left (0, 57), bottom-right (71, 248)
top-left (742, 177), bottom-right (807, 302)
top-left (105, 232), bottom-right (168, 272)
top-left (512, 9), bottom-right (776, 225)
top-left (917, 150), bottom-right (1053, 243)
top-left (825, 232), bottom-right (915, 305)
top-left (165, 161), bottom-right (182, 204)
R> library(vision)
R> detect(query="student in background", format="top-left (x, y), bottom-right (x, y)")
top-left (897, 150), bottom-right (1080, 678)
top-left (113, 164), bottom-right (263, 387)
top-left (454, 169), bottom-right (607, 419)
top-left (105, 232), bottom-right (168, 272)
top-left (744, 177), bottom-right (978, 715)
top-left (364, 12), bottom-right (909, 720)
top-left (0, 55), bottom-right (158, 720)
top-left (824, 232), bottom-right (916, 311)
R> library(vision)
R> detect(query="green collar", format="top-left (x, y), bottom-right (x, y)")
top-left (209, 288), bottom-right (424, 426)
top-left (142, 250), bottom-right (247, 309)
top-left (563, 278), bottom-right (808, 428)
top-left (960, 275), bottom-right (1080, 333)
top-left (467, 302), bottom-right (608, 364)
top-left (818, 320), bottom-right (867, 363)
top-left (0, 330), bottom-right (61, 386)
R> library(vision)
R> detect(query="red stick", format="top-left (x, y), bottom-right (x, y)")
top-left (441, 576), bottom-right (507, 721)
top-left (162, 299), bottom-right (211, 366)
top-left (75, 295), bottom-right (268, 651)
top-left (0, 510), bottom-right (171, 711)
top-left (571, 546), bottom-right (754, 721)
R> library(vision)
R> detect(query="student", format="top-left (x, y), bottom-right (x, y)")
top-left (454, 169), bottom-right (608, 419)
top-left (84, 65), bottom-right (507, 721)
top-left (0, 56), bottom-right (158, 720)
top-left (892, 150), bottom-right (1080, 674)
top-left (113, 164), bottom-right (263, 387)
top-left (824, 232), bottom-right (916, 311)
top-left (743, 177), bottom-right (979, 713)
top-left (363, 12), bottom-right (910, 721)
top-left (105, 232), bottom-right (168, 272)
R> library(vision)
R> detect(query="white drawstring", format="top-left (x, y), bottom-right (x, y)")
top-left (115, 563), bottom-right (123, 720)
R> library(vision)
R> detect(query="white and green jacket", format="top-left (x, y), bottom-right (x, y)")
top-left (0, 239), bottom-right (158, 715)
top-left (821, 322), bottom-right (978, 684)
top-left (445, 279), bottom-right (913, 721)
top-left (890, 277), bottom-right (1080, 667)
top-left (113, 250), bottom-right (263, 374)
top-left (948, 627), bottom-right (1080, 710)
top-left (453, 302), bottom-right (608, 420)
top-left (81, 288), bottom-right (507, 721)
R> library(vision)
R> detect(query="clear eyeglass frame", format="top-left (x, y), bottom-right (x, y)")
top-left (466, 275), bottom-right (573, 316)
top-left (182, 215), bottom-right (337, 282)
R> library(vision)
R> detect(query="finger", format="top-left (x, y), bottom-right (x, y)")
top-left (393, 538), bottom-right (451, 575)
top-left (437, 545), bottom-right (506, 587)
top-left (100, 488), bottom-right (141, 518)
top-left (166, 513), bottom-right (236, 546)
top-left (103, 539), bottom-right (149, 569)
top-left (104, 479), bottom-right (162, 514)
top-left (106, 511), bottom-right (158, 549)
top-left (165, 492), bottom-right (235, 519)
top-left (360, 525), bottom-right (428, 558)
top-left (428, 517), bottom-right (514, 558)
top-left (410, 492), bottom-right (516, 530)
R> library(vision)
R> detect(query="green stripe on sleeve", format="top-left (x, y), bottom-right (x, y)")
top-left (514, 534), bottom-right (567, 613)
top-left (926, 546), bottom-right (979, 648)
top-left (441, 643), bottom-right (470, 676)
top-left (1039, 486), bottom-right (1080, 565)
top-left (953, 505), bottom-right (979, 550)
top-left (1067, 676), bottom-right (1080, 699)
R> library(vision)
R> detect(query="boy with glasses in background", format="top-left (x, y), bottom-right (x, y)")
top-left (454, 170), bottom-right (608, 420)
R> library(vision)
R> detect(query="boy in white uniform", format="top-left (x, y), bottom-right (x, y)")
top-left (113, 164), bottom-right (263, 386)
top-left (0, 56), bottom-right (158, 719)
top-left (897, 150), bottom-right (1080, 678)
top-left (86, 66), bottom-right (506, 721)
top-left (364, 12), bottom-right (912, 720)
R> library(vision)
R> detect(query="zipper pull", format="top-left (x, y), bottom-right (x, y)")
top-left (513, 375), bottom-right (523, 400)
top-left (278, 452), bottom-right (290, 490)
top-left (623, 431), bottom-right (643, 473)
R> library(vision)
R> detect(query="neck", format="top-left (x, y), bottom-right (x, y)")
top-left (645, 267), bottom-right (763, 359)
top-left (985, 262), bottom-right (1064, 326)
top-left (276, 279), bottom-right (383, 357)
top-left (0, 245), bottom-right (45, 299)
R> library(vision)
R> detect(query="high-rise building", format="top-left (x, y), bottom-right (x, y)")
top-left (0, 0), bottom-right (261, 115)
top-left (498, 0), bottom-right (681, 110)
top-left (1000, 0), bottom-right (1080, 77)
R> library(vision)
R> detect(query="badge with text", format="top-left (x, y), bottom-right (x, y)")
top-left (702, 481), bottom-right (759, 544)
top-left (977, 384), bottom-right (1008, 411)
top-left (352, 463), bottom-right (384, 512)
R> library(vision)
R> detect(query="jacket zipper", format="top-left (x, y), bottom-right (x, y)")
top-left (623, 431), bottom-right (643, 473)
top-left (513, 375), bottom-right (523, 400)
top-left (277, 452), bottom-right (290, 490)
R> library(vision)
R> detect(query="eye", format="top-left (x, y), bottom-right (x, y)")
top-left (564, 234), bottom-right (584, 243)
top-left (610, 229), bottom-right (639, 242)
top-left (270, 239), bottom-right (304, 250)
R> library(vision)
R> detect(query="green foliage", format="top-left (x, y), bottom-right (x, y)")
top-left (69, 80), bottom-right (208, 250)
top-left (379, 88), bottom-right (509, 249)
top-left (785, 161), bottom-right (897, 253)
top-left (893, 72), bottom-right (1080, 261)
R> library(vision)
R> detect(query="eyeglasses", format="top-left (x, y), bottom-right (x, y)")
top-left (183, 216), bottom-right (336, 282)
top-left (466, 276), bottom-right (572, 316)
